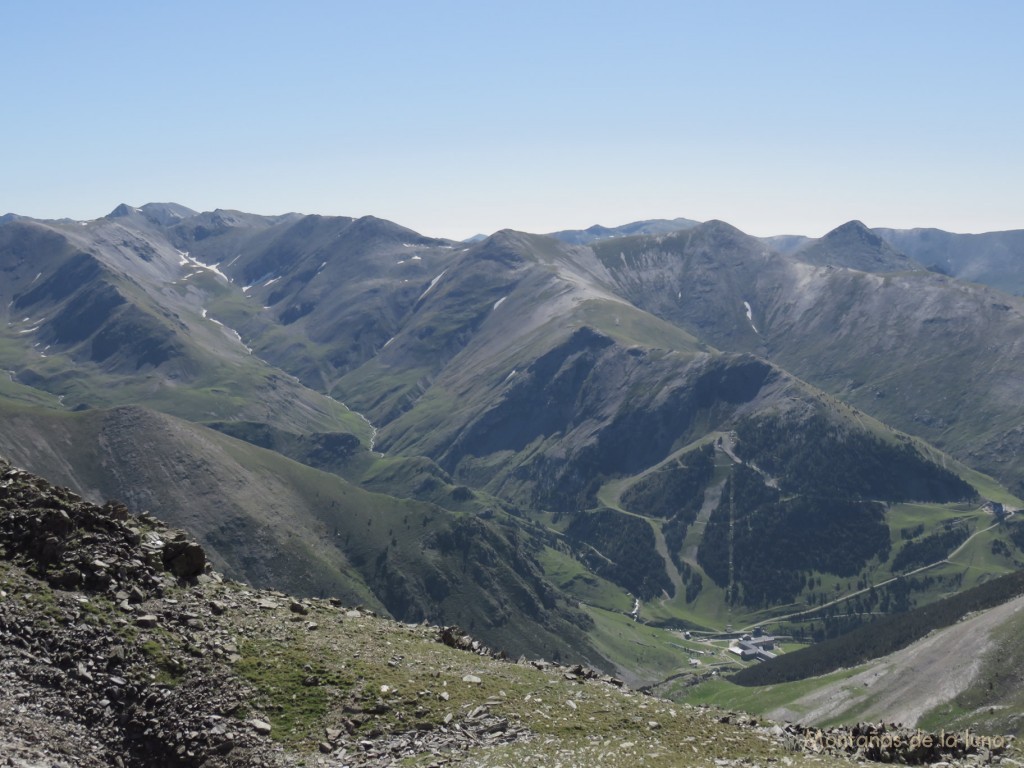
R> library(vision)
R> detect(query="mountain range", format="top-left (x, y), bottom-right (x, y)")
top-left (2, 202), bottom-right (1024, 696)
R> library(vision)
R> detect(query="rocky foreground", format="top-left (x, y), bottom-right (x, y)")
top-left (0, 457), bottom-right (1017, 767)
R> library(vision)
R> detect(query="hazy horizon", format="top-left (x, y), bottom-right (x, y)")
top-left (3, 1), bottom-right (1021, 241)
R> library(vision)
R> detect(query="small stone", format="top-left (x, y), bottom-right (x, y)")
top-left (135, 614), bottom-right (159, 628)
top-left (249, 719), bottom-right (272, 735)
top-left (289, 600), bottom-right (309, 615)
top-left (462, 674), bottom-right (482, 684)
top-left (209, 600), bottom-right (228, 616)
top-left (318, 742), bottom-right (332, 754)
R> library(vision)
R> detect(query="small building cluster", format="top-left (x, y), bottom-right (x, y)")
top-left (728, 627), bottom-right (777, 662)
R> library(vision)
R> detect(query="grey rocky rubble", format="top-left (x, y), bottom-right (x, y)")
top-left (0, 458), bottom-right (285, 767)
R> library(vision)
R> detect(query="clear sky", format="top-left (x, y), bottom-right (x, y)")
top-left (2, 1), bottom-right (1021, 240)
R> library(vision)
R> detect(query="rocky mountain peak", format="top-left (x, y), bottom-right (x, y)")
top-left (106, 203), bottom-right (140, 218)
top-left (822, 219), bottom-right (884, 247)
top-left (798, 219), bottom-right (920, 273)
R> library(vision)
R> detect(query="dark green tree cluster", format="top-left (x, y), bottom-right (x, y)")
top-left (891, 521), bottom-right (970, 572)
top-left (697, 465), bottom-right (890, 607)
top-left (620, 445), bottom-right (714, 519)
top-left (1007, 520), bottom-right (1024, 551)
top-left (565, 507), bottom-right (673, 600)
top-left (734, 414), bottom-right (976, 502)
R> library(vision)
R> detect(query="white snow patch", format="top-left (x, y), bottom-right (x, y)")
top-left (503, 369), bottom-right (517, 383)
top-left (30, 272), bottom-right (42, 284)
top-left (242, 284), bottom-right (254, 294)
top-left (229, 329), bottom-right (252, 354)
top-left (263, 276), bottom-right (280, 287)
top-left (18, 326), bottom-right (41, 334)
top-left (5, 370), bottom-right (15, 383)
top-left (382, 336), bottom-right (395, 349)
top-left (492, 296), bottom-right (507, 310)
top-left (396, 260), bottom-right (405, 265)
top-left (411, 255), bottom-right (422, 261)
top-left (225, 253), bottom-right (243, 268)
top-left (201, 309), bottom-right (208, 319)
top-left (743, 301), bottom-right (759, 333)
top-left (417, 270), bottom-right (447, 302)
top-left (177, 250), bottom-right (231, 282)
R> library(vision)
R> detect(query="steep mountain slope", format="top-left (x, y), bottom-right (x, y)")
top-left (671, 567), bottom-right (1024, 738)
top-left (2, 203), bottom-right (1023, 693)
top-left (0, 208), bottom-right (369, 438)
top-left (582, 220), bottom-right (1024, 495)
top-left (768, 593), bottom-right (1024, 731)
top-left (0, 403), bottom-right (602, 664)
top-left (293, 226), bottom-right (1012, 632)
top-left (170, 211), bottom-right (464, 394)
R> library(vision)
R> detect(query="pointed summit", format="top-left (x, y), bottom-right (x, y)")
top-left (798, 220), bottom-right (921, 273)
top-left (106, 203), bottom-right (140, 218)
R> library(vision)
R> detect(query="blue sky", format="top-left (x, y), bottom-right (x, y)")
top-left (2, 1), bottom-right (1021, 239)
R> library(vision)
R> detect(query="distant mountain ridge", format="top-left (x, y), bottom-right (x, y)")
top-left (2, 201), bottom-right (1024, 689)
top-left (547, 216), bottom-right (701, 244)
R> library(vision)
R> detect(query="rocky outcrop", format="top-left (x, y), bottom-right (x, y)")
top-left (0, 461), bottom-right (208, 591)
